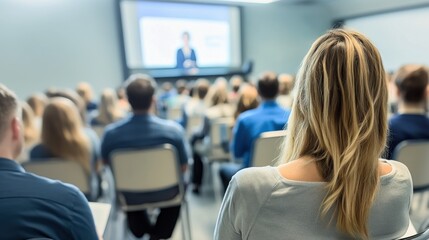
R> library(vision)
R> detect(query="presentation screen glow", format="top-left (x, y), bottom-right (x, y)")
top-left (120, 1), bottom-right (242, 70)
top-left (343, 6), bottom-right (429, 72)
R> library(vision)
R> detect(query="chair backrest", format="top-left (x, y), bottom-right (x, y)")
top-left (186, 115), bottom-right (203, 138)
top-left (92, 125), bottom-right (105, 138)
top-left (110, 144), bottom-right (184, 211)
top-left (167, 107), bottom-right (182, 120)
top-left (252, 130), bottom-right (287, 167)
top-left (394, 140), bottom-right (429, 191)
top-left (22, 159), bottom-right (90, 194)
top-left (210, 117), bottom-right (234, 147)
top-left (399, 228), bottom-right (429, 240)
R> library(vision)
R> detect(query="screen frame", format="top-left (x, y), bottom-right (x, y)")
top-left (116, 0), bottom-right (244, 79)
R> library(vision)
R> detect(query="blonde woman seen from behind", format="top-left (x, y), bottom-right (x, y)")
top-left (30, 98), bottom-right (92, 173)
top-left (214, 29), bottom-right (412, 240)
top-left (91, 88), bottom-right (125, 126)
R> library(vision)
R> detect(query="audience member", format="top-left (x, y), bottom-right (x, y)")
top-left (76, 82), bottom-right (98, 112)
top-left (214, 29), bottom-right (412, 240)
top-left (91, 88), bottom-right (125, 126)
top-left (30, 98), bottom-right (99, 200)
top-left (191, 86), bottom-right (235, 194)
top-left (101, 74), bottom-right (191, 240)
top-left (234, 83), bottom-right (259, 120)
top-left (157, 82), bottom-right (176, 118)
top-left (26, 93), bottom-right (48, 128)
top-left (171, 79), bottom-right (190, 110)
top-left (276, 73), bottom-right (294, 108)
top-left (17, 102), bottom-right (39, 162)
top-left (228, 75), bottom-right (243, 104)
top-left (219, 72), bottom-right (291, 192)
top-left (116, 86), bottom-right (131, 112)
top-left (0, 84), bottom-right (98, 239)
top-left (385, 64), bottom-right (429, 159)
top-left (181, 78), bottom-right (210, 128)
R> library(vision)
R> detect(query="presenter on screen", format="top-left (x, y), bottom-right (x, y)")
top-left (176, 32), bottom-right (197, 69)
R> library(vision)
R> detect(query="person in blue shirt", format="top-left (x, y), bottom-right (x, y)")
top-left (386, 65), bottom-right (429, 159)
top-left (219, 72), bottom-right (291, 192)
top-left (101, 74), bottom-right (191, 240)
top-left (0, 84), bottom-right (98, 239)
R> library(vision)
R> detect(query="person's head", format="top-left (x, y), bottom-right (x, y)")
top-left (176, 79), bottom-right (188, 95)
top-left (96, 88), bottom-right (122, 125)
top-left (116, 86), bottom-right (127, 100)
top-left (194, 78), bottom-right (210, 100)
top-left (21, 101), bottom-right (39, 145)
top-left (26, 93), bottom-right (48, 118)
top-left (230, 75), bottom-right (243, 93)
top-left (161, 82), bottom-right (173, 93)
top-left (0, 84), bottom-right (23, 159)
top-left (42, 98), bottom-right (90, 171)
top-left (47, 89), bottom-right (87, 123)
top-left (76, 82), bottom-right (94, 104)
top-left (394, 64), bottom-right (428, 105)
top-left (182, 31), bottom-right (190, 46)
top-left (281, 29), bottom-right (387, 239)
top-left (210, 87), bottom-right (229, 106)
top-left (257, 72), bottom-right (279, 100)
top-left (124, 74), bottom-right (157, 113)
top-left (235, 83), bottom-right (259, 119)
top-left (278, 74), bottom-right (294, 95)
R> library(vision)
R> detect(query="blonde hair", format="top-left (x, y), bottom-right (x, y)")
top-left (76, 82), bottom-right (94, 103)
top-left (94, 88), bottom-right (124, 125)
top-left (42, 98), bottom-right (91, 172)
top-left (281, 29), bottom-right (388, 239)
top-left (21, 102), bottom-right (39, 145)
top-left (234, 84), bottom-right (259, 119)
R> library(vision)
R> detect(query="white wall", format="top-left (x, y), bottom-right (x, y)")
top-left (241, 3), bottom-right (332, 78)
top-left (0, 0), bottom-right (123, 99)
top-left (7, 0), bottom-right (425, 100)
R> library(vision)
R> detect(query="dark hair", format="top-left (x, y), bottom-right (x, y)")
top-left (0, 84), bottom-right (18, 138)
top-left (176, 79), bottom-right (187, 94)
top-left (195, 78), bottom-right (210, 100)
top-left (257, 72), bottom-right (279, 99)
top-left (395, 66), bottom-right (428, 103)
top-left (125, 74), bottom-right (157, 111)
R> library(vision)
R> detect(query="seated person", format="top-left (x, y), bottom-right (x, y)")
top-left (219, 72), bottom-right (291, 192)
top-left (30, 98), bottom-right (99, 200)
top-left (101, 74), bottom-right (191, 240)
top-left (214, 29), bottom-right (412, 240)
top-left (91, 88), bottom-right (125, 126)
top-left (0, 84), bottom-right (98, 239)
top-left (385, 64), bottom-right (429, 159)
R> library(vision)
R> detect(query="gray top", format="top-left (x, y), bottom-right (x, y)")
top-left (214, 160), bottom-right (412, 240)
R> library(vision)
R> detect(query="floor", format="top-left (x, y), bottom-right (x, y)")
top-left (103, 163), bottom-right (224, 240)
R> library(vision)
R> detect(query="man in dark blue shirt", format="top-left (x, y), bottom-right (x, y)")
top-left (101, 74), bottom-right (191, 240)
top-left (0, 84), bottom-right (98, 239)
top-left (219, 72), bottom-right (291, 192)
top-left (386, 65), bottom-right (429, 159)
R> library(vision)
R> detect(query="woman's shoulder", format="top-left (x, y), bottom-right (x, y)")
top-left (381, 160), bottom-right (412, 183)
top-left (232, 167), bottom-right (280, 193)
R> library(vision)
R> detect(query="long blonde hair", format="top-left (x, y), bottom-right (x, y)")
top-left (281, 29), bottom-right (388, 239)
top-left (94, 88), bottom-right (124, 125)
top-left (42, 98), bottom-right (91, 172)
top-left (21, 101), bottom-right (39, 145)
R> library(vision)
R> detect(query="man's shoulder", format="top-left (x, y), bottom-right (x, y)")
top-left (2, 171), bottom-right (86, 207)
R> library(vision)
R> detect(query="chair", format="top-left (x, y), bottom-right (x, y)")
top-left (200, 117), bottom-right (234, 163)
top-left (186, 115), bottom-right (204, 139)
top-left (399, 228), bottom-right (429, 240)
top-left (92, 125), bottom-right (105, 139)
top-left (110, 144), bottom-right (191, 240)
top-left (22, 159), bottom-right (93, 200)
top-left (251, 130), bottom-right (287, 167)
top-left (393, 140), bottom-right (429, 192)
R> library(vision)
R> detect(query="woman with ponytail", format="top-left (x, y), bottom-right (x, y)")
top-left (214, 29), bottom-right (412, 240)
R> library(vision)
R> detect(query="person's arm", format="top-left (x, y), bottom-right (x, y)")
top-left (214, 177), bottom-right (242, 240)
top-left (176, 125), bottom-right (191, 173)
top-left (69, 190), bottom-right (99, 239)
